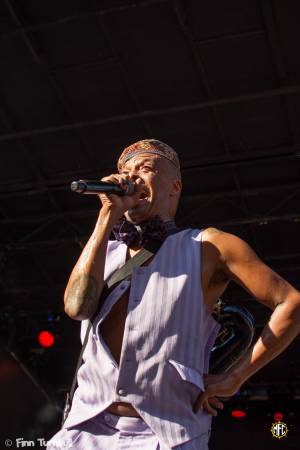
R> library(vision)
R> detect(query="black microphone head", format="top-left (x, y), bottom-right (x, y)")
top-left (70, 179), bottom-right (134, 195)
top-left (70, 180), bottom-right (86, 193)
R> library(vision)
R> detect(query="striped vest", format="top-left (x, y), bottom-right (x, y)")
top-left (63, 228), bottom-right (221, 448)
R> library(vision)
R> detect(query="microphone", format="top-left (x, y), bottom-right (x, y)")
top-left (70, 179), bottom-right (135, 196)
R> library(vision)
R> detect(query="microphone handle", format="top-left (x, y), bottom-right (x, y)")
top-left (70, 180), bottom-right (134, 196)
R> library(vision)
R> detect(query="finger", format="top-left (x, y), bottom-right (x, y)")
top-left (193, 392), bottom-right (205, 413)
top-left (203, 398), bottom-right (218, 417)
top-left (101, 174), bottom-right (121, 183)
top-left (114, 175), bottom-right (131, 189)
top-left (207, 397), bottom-right (224, 410)
top-left (101, 174), bottom-right (128, 186)
top-left (101, 175), bottom-right (136, 197)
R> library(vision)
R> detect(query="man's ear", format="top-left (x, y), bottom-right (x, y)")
top-left (171, 179), bottom-right (182, 196)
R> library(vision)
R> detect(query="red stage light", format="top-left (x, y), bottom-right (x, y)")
top-left (38, 330), bottom-right (55, 348)
top-left (231, 409), bottom-right (246, 419)
top-left (274, 412), bottom-right (283, 421)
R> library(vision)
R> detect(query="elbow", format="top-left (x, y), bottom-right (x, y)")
top-left (291, 294), bottom-right (300, 331)
top-left (64, 297), bottom-right (92, 321)
top-left (64, 304), bottom-right (85, 321)
top-left (276, 292), bottom-right (300, 333)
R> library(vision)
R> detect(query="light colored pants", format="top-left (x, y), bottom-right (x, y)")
top-left (46, 410), bottom-right (210, 450)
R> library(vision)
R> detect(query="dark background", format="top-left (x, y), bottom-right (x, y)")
top-left (0, 1), bottom-right (299, 449)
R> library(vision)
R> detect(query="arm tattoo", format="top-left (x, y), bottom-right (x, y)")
top-left (66, 273), bottom-right (100, 318)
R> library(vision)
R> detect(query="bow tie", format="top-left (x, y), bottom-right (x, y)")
top-left (112, 215), bottom-right (179, 248)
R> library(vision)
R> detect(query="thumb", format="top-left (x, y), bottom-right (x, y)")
top-left (193, 391), bottom-right (206, 413)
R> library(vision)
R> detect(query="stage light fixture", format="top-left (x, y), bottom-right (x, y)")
top-left (231, 409), bottom-right (247, 419)
top-left (274, 412), bottom-right (283, 421)
top-left (38, 330), bottom-right (55, 348)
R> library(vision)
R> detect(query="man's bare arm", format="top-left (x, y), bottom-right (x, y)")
top-left (64, 175), bottom-right (144, 321)
top-left (193, 228), bottom-right (300, 415)
top-left (64, 207), bottom-right (119, 321)
top-left (209, 227), bottom-right (300, 385)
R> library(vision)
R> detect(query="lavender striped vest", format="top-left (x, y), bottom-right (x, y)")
top-left (63, 228), bottom-right (221, 448)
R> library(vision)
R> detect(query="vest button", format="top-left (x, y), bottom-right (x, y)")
top-left (117, 388), bottom-right (127, 396)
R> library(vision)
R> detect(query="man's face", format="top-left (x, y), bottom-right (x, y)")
top-left (119, 153), bottom-right (181, 223)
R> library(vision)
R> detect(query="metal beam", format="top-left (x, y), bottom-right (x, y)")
top-left (4, 0), bottom-right (95, 165)
top-left (172, 0), bottom-right (261, 249)
top-left (1, 0), bottom-right (84, 255)
top-left (1, 211), bottom-right (299, 241)
top-left (50, 56), bottom-right (118, 76)
top-left (0, 178), bottom-right (299, 226)
top-left (93, 6), bottom-right (153, 136)
top-left (0, 144), bottom-right (298, 196)
top-left (260, 0), bottom-right (299, 142)
top-left (2, 179), bottom-right (300, 205)
top-left (265, 252), bottom-right (300, 261)
top-left (1, 181), bottom-right (300, 225)
top-left (184, 182), bottom-right (300, 201)
top-left (0, 84), bottom-right (300, 142)
top-left (195, 29), bottom-right (264, 46)
top-left (236, 0), bottom-right (300, 241)
top-left (0, 0), bottom-right (168, 39)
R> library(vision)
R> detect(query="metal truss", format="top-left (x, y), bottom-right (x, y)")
top-left (0, 83), bottom-right (300, 143)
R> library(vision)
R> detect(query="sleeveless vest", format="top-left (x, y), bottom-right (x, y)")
top-left (63, 228), bottom-right (221, 448)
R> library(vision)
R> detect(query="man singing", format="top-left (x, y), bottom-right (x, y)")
top-left (47, 139), bottom-right (300, 449)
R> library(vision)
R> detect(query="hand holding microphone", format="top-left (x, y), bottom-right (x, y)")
top-left (71, 175), bottom-right (145, 216)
